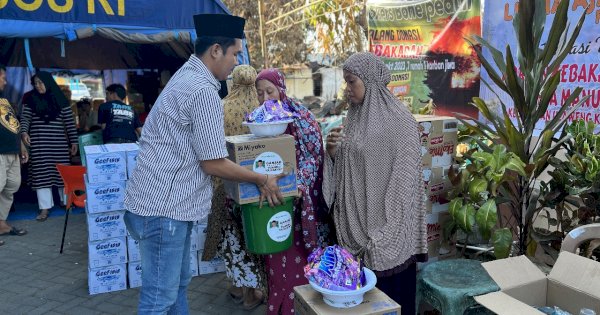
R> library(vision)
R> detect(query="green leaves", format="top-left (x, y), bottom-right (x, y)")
top-left (493, 228), bottom-right (513, 259)
top-left (476, 199), bottom-right (498, 241)
top-left (455, 204), bottom-right (476, 234)
top-left (468, 178), bottom-right (488, 203)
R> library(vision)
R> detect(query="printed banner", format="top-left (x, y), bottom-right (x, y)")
top-left (0, 0), bottom-right (226, 29)
top-left (480, 0), bottom-right (600, 133)
top-left (367, 0), bottom-right (482, 118)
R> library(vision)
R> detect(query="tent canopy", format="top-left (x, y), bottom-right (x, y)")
top-left (0, 0), bottom-right (250, 69)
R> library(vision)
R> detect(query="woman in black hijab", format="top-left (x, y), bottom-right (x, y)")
top-left (20, 71), bottom-right (78, 221)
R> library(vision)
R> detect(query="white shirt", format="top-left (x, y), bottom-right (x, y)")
top-left (125, 55), bottom-right (227, 221)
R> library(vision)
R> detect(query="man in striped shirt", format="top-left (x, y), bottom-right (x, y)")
top-left (124, 14), bottom-right (283, 314)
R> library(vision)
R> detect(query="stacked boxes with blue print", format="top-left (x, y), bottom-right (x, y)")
top-left (84, 143), bottom-right (139, 294)
top-left (194, 220), bottom-right (226, 275)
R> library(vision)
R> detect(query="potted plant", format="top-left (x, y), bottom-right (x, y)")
top-left (457, 0), bottom-right (589, 255)
top-left (536, 119), bottom-right (600, 260)
top-left (448, 144), bottom-right (525, 258)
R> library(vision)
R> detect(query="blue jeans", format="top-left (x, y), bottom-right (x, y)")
top-left (124, 211), bottom-right (193, 315)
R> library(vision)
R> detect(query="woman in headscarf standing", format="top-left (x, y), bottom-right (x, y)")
top-left (20, 71), bottom-right (78, 221)
top-left (324, 52), bottom-right (428, 315)
top-left (255, 68), bottom-right (333, 315)
top-left (202, 65), bottom-right (267, 310)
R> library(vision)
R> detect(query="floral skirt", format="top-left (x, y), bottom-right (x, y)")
top-left (219, 203), bottom-right (266, 290)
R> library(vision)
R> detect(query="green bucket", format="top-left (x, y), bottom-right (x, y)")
top-left (240, 197), bottom-right (295, 255)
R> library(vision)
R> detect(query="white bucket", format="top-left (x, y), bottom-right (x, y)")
top-left (308, 267), bottom-right (377, 308)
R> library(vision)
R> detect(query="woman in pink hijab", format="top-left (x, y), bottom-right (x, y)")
top-left (256, 69), bottom-right (333, 315)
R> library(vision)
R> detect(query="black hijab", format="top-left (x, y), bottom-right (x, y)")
top-left (27, 71), bottom-right (69, 122)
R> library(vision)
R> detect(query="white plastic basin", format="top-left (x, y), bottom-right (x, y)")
top-left (308, 267), bottom-right (377, 308)
top-left (242, 119), bottom-right (293, 137)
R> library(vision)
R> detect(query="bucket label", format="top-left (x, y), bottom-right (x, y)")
top-left (253, 152), bottom-right (283, 175)
top-left (266, 211), bottom-right (292, 242)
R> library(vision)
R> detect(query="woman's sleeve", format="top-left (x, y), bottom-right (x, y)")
top-left (61, 106), bottom-right (78, 144)
top-left (321, 151), bottom-right (336, 209)
top-left (20, 103), bottom-right (32, 134)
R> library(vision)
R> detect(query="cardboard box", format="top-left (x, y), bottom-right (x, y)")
top-left (88, 264), bottom-right (127, 295)
top-left (127, 236), bottom-right (140, 262)
top-left (84, 176), bottom-right (126, 213)
top-left (119, 142), bottom-right (139, 179)
top-left (197, 250), bottom-right (226, 275)
top-left (195, 223), bottom-right (208, 251)
top-left (224, 134), bottom-right (298, 204)
top-left (189, 225), bottom-right (200, 252)
top-left (475, 252), bottom-right (600, 314)
top-left (415, 115), bottom-right (458, 168)
top-left (425, 212), bottom-right (455, 260)
top-left (88, 237), bottom-right (128, 268)
top-left (423, 165), bottom-right (453, 213)
top-left (293, 285), bottom-right (401, 315)
top-left (84, 145), bottom-right (127, 183)
top-left (86, 210), bottom-right (127, 242)
top-left (190, 250), bottom-right (199, 277)
top-left (127, 261), bottom-right (142, 288)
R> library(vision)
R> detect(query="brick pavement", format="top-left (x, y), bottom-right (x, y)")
top-left (0, 213), bottom-right (266, 315)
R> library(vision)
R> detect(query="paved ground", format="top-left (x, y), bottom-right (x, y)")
top-left (0, 212), bottom-right (266, 315)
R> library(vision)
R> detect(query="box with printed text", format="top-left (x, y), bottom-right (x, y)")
top-left (197, 250), bottom-right (226, 275)
top-left (88, 237), bottom-right (128, 268)
top-left (224, 134), bottom-right (298, 204)
top-left (127, 261), bottom-right (142, 288)
top-left (127, 236), bottom-right (141, 262)
top-left (84, 145), bottom-right (127, 183)
top-left (119, 142), bottom-right (139, 179)
top-left (415, 115), bottom-right (458, 168)
top-left (88, 263), bottom-right (127, 295)
top-left (86, 210), bottom-right (127, 242)
top-left (84, 175), bottom-right (126, 213)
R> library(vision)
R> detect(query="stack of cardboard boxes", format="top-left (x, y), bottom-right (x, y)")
top-left (415, 115), bottom-right (459, 264)
top-left (84, 144), bottom-right (132, 295)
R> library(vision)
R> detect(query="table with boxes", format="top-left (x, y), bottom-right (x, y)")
top-left (83, 143), bottom-right (226, 295)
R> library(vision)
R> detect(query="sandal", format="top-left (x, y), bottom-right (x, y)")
top-left (229, 287), bottom-right (244, 304)
top-left (242, 288), bottom-right (264, 311)
top-left (36, 209), bottom-right (49, 222)
top-left (0, 226), bottom-right (27, 236)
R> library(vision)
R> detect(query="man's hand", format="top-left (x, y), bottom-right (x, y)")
top-left (258, 174), bottom-right (285, 208)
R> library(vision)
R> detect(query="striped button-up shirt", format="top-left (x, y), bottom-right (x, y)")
top-left (125, 55), bottom-right (227, 221)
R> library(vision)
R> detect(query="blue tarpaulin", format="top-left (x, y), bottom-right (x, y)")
top-left (0, 0), bottom-right (249, 104)
top-left (0, 0), bottom-right (231, 36)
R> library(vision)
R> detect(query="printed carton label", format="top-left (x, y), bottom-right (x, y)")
top-left (266, 211), bottom-right (292, 242)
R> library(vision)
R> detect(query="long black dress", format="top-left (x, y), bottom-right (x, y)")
top-left (20, 104), bottom-right (77, 189)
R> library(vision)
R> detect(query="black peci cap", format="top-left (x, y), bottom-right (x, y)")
top-left (193, 14), bottom-right (246, 39)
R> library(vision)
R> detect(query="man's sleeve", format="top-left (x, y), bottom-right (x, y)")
top-left (187, 89), bottom-right (228, 161)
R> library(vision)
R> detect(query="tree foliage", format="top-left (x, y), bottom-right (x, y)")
top-left (222, 0), bottom-right (367, 68)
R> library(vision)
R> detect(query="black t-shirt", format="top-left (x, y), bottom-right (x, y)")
top-left (0, 98), bottom-right (20, 154)
top-left (98, 100), bottom-right (141, 142)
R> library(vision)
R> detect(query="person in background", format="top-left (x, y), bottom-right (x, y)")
top-left (76, 98), bottom-right (94, 133)
top-left (255, 68), bottom-right (333, 315)
top-left (0, 64), bottom-right (28, 245)
top-left (124, 14), bottom-right (283, 314)
top-left (20, 71), bottom-right (78, 222)
top-left (97, 84), bottom-right (141, 144)
top-left (203, 65), bottom-right (266, 310)
top-left (324, 52), bottom-right (427, 314)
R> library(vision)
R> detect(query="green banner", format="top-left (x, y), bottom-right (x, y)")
top-left (367, 0), bottom-right (481, 118)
